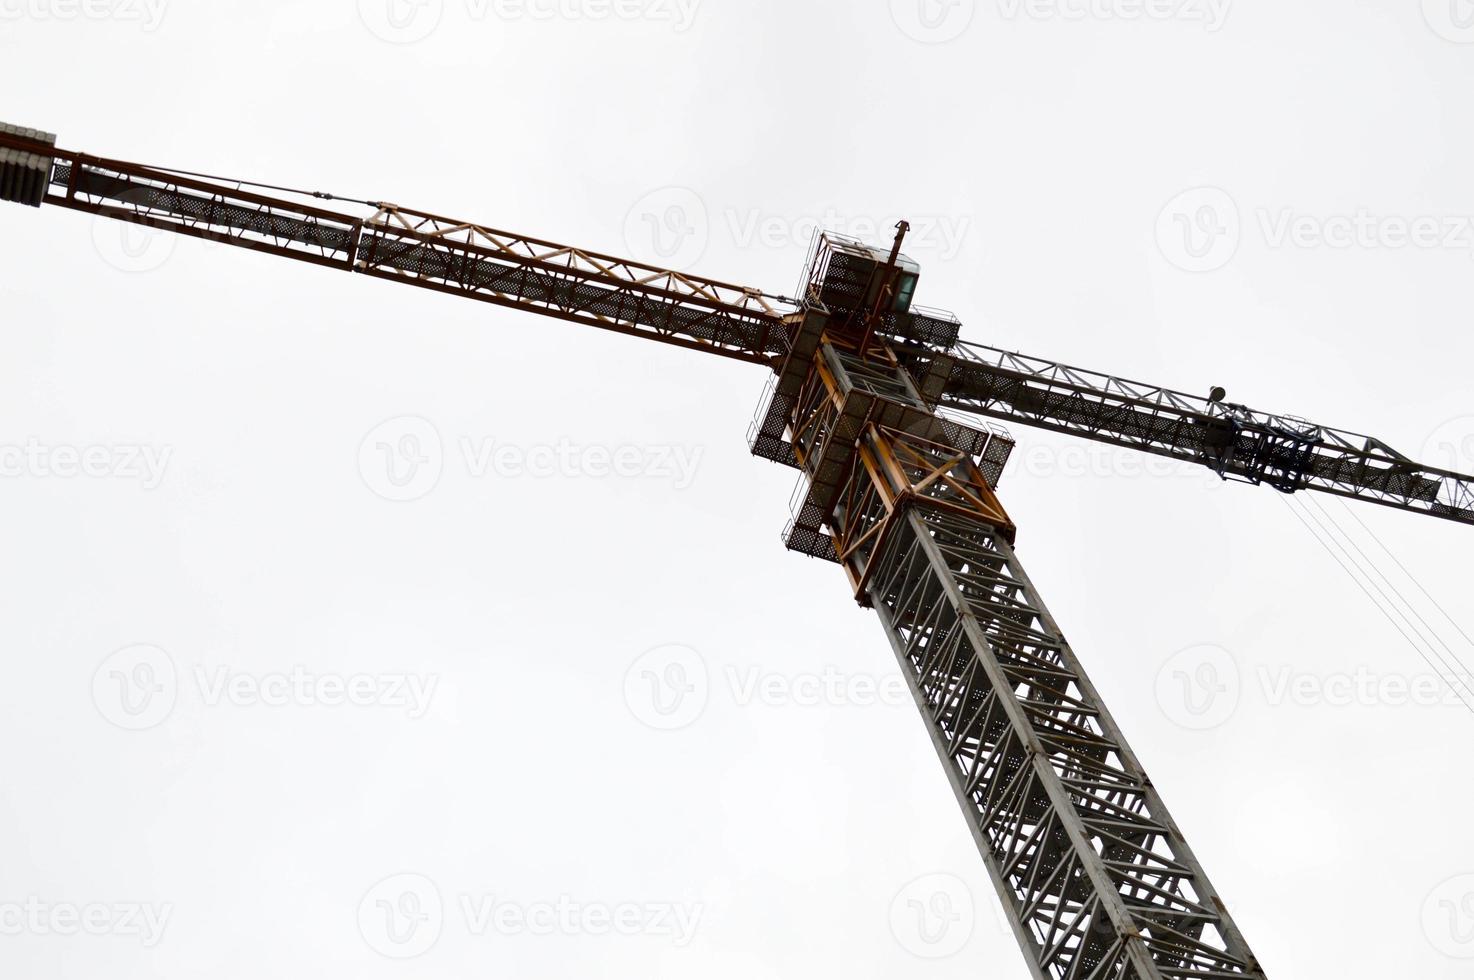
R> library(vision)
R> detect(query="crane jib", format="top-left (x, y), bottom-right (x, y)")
top-left (4, 121), bottom-right (1471, 532)
top-left (896, 344), bottom-right (1474, 527)
top-left (25, 144), bottom-right (794, 366)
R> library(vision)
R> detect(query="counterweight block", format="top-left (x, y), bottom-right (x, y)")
top-left (0, 122), bottom-right (56, 208)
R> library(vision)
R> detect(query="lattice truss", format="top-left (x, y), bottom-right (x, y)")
top-left (846, 491), bottom-right (1266, 979)
top-left (829, 426), bottom-right (1014, 596)
top-left (41, 150), bottom-right (789, 365)
top-left (359, 206), bottom-right (788, 362)
top-left (907, 341), bottom-right (1474, 525)
top-left (764, 327), bottom-right (1265, 977)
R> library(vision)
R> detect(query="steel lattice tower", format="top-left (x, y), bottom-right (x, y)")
top-left (6, 121), bottom-right (1474, 978)
top-left (753, 291), bottom-right (1266, 978)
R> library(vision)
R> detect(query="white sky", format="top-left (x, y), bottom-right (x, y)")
top-left (3, 1), bottom-right (1474, 977)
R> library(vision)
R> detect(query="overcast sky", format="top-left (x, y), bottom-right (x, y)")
top-left (2, 2), bottom-right (1474, 978)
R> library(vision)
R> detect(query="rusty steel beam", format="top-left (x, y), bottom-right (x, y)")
top-left (0, 129), bottom-right (793, 367)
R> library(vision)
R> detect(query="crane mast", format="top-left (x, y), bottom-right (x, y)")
top-left (754, 237), bottom-right (1265, 978)
top-left (8, 120), bottom-right (1472, 978)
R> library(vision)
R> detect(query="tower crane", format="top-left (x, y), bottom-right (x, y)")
top-left (4, 120), bottom-right (1472, 980)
